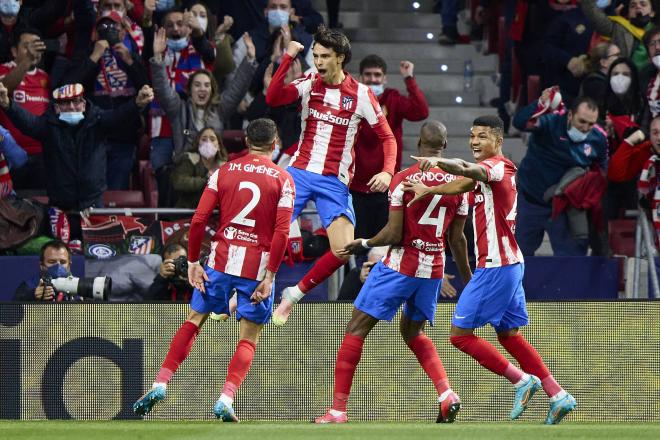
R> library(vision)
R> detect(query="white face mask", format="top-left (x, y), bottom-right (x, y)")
top-left (653, 55), bottom-right (660, 69)
top-left (368, 84), bottom-right (384, 96)
top-left (197, 16), bottom-right (208, 32)
top-left (198, 141), bottom-right (218, 159)
top-left (610, 73), bottom-right (632, 94)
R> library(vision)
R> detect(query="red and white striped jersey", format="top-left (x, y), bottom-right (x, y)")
top-left (471, 156), bottom-right (524, 268)
top-left (266, 54), bottom-right (396, 186)
top-left (638, 154), bottom-right (660, 232)
top-left (188, 154), bottom-right (295, 281)
top-left (383, 164), bottom-right (469, 279)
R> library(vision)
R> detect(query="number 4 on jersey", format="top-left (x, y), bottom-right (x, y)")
top-left (419, 195), bottom-right (447, 237)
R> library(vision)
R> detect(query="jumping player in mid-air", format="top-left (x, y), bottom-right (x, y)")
top-left (404, 115), bottom-right (576, 424)
top-left (314, 121), bottom-right (472, 424)
top-left (133, 118), bottom-right (295, 421)
top-left (265, 26), bottom-right (397, 326)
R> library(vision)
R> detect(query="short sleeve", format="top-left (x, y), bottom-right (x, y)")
top-left (277, 175), bottom-right (295, 210)
top-left (357, 84), bottom-right (383, 126)
top-left (456, 193), bottom-right (469, 216)
top-left (389, 181), bottom-right (405, 210)
top-left (479, 160), bottom-right (505, 182)
top-left (292, 73), bottom-right (313, 99)
top-left (207, 169), bottom-right (219, 191)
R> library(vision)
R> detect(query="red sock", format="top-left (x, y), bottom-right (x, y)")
top-left (407, 334), bottom-right (450, 395)
top-left (299, 251), bottom-right (346, 293)
top-left (332, 333), bottom-right (364, 412)
top-left (155, 321), bottom-right (200, 384)
top-left (498, 333), bottom-right (562, 397)
top-left (450, 334), bottom-right (524, 384)
top-left (222, 339), bottom-right (257, 399)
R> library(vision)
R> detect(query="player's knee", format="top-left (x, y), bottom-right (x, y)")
top-left (449, 334), bottom-right (473, 350)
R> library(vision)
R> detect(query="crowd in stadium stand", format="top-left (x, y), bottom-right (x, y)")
top-left (3, 0), bottom-right (660, 301)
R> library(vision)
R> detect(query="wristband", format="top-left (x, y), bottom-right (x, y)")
top-left (361, 239), bottom-right (371, 249)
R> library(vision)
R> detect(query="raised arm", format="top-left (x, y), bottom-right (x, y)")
top-left (412, 155), bottom-right (488, 182)
top-left (402, 177), bottom-right (476, 207)
top-left (0, 83), bottom-right (48, 140)
top-left (397, 61), bottom-right (429, 121)
top-left (265, 42), bottom-right (305, 107)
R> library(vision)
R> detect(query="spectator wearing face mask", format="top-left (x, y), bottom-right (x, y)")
top-left (232, 0), bottom-right (313, 72)
top-left (61, 10), bottom-right (149, 191)
top-left (0, 28), bottom-right (49, 190)
top-left (13, 239), bottom-right (72, 302)
top-left (581, 0), bottom-right (655, 72)
top-left (146, 7), bottom-right (216, 207)
top-left (513, 90), bottom-right (608, 256)
top-left (96, 0), bottom-right (145, 56)
top-left (350, 55), bottom-right (429, 240)
top-left (580, 41), bottom-right (621, 119)
top-left (0, 0), bottom-right (69, 64)
top-left (170, 127), bottom-right (227, 208)
top-left (0, 82), bottom-right (154, 211)
top-left (150, 27), bottom-right (256, 158)
top-left (186, 2), bottom-right (235, 80)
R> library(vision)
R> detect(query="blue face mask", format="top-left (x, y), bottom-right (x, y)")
top-left (0, 0), bottom-right (20, 17)
top-left (268, 9), bottom-right (290, 28)
top-left (59, 111), bottom-right (84, 125)
top-left (155, 0), bottom-right (175, 12)
top-left (596, 0), bottom-right (611, 9)
top-left (166, 37), bottom-right (189, 52)
top-left (368, 84), bottom-right (384, 96)
top-left (46, 264), bottom-right (69, 279)
top-left (567, 124), bottom-right (589, 143)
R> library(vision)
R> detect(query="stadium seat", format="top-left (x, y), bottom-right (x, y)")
top-left (139, 160), bottom-right (158, 208)
top-left (103, 190), bottom-right (146, 208)
top-left (222, 130), bottom-right (247, 154)
top-left (609, 219), bottom-right (637, 257)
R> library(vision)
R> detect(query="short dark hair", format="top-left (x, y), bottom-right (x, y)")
top-left (162, 243), bottom-right (186, 258)
top-left (40, 240), bottom-right (71, 264)
top-left (246, 118), bottom-right (278, 150)
top-left (359, 54), bottom-right (387, 75)
top-left (643, 25), bottom-right (660, 52)
top-left (420, 120), bottom-right (447, 152)
top-left (11, 28), bottom-right (42, 49)
top-left (473, 115), bottom-right (505, 138)
top-left (570, 95), bottom-right (599, 114)
top-left (313, 25), bottom-right (352, 67)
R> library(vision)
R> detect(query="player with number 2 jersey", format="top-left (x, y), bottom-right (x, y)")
top-left (133, 119), bottom-right (294, 422)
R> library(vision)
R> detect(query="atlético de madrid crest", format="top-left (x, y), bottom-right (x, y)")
top-left (342, 96), bottom-right (354, 110)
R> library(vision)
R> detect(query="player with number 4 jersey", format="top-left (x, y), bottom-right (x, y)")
top-left (315, 121), bottom-right (472, 424)
top-left (134, 119), bottom-right (294, 422)
top-left (404, 115), bottom-right (576, 425)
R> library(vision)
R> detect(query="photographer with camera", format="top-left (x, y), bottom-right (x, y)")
top-left (13, 239), bottom-right (111, 302)
top-left (144, 243), bottom-right (193, 302)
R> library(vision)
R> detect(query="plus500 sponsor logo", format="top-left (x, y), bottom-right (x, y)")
top-left (309, 108), bottom-right (350, 126)
top-left (409, 171), bottom-right (458, 183)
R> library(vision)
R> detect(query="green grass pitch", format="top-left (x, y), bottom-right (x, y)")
top-left (2, 421), bottom-right (660, 440)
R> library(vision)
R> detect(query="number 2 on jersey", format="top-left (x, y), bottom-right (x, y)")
top-left (231, 181), bottom-right (261, 227)
top-left (419, 195), bottom-right (447, 237)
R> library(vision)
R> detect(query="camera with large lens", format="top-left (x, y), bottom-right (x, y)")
top-left (42, 275), bottom-right (112, 300)
top-left (173, 255), bottom-right (189, 278)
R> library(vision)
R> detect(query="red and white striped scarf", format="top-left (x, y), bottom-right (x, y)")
top-left (638, 154), bottom-right (660, 231)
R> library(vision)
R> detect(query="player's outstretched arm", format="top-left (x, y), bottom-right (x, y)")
top-left (336, 209), bottom-right (404, 256)
top-left (265, 41), bottom-right (305, 107)
top-left (411, 155), bottom-right (488, 182)
top-left (402, 177), bottom-right (475, 206)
